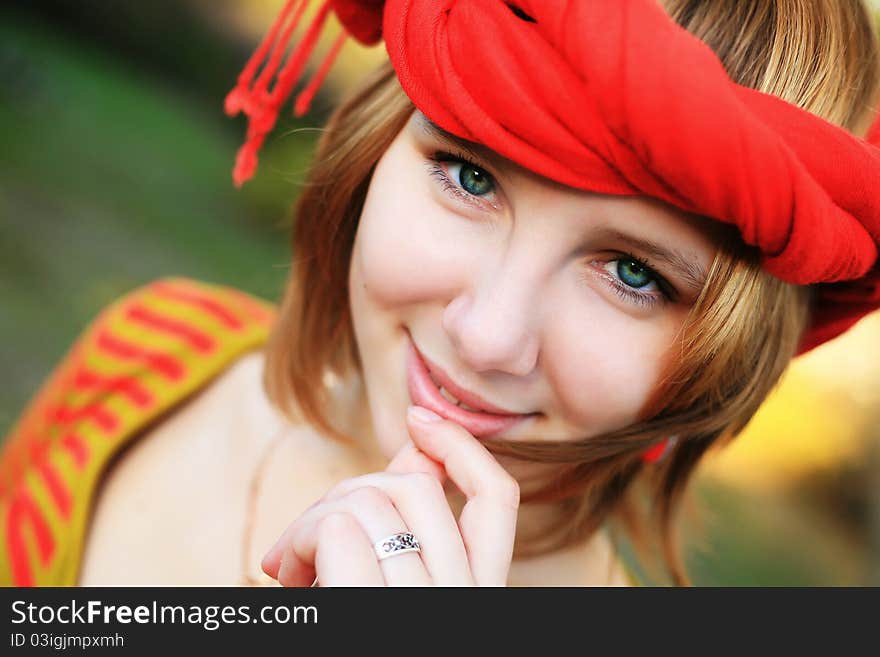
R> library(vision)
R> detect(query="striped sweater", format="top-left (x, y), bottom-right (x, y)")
top-left (0, 277), bottom-right (275, 586)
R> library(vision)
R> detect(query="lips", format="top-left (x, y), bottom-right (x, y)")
top-left (405, 333), bottom-right (537, 438)
top-left (421, 351), bottom-right (523, 416)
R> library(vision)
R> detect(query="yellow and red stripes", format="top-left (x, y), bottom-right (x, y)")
top-left (0, 277), bottom-right (275, 586)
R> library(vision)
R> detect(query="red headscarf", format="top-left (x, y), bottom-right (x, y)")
top-left (225, 0), bottom-right (880, 356)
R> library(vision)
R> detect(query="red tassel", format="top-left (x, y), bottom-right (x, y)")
top-left (295, 31), bottom-right (348, 117)
top-left (226, 0), bottom-right (344, 187)
top-left (225, 0), bottom-right (304, 117)
top-left (250, 1), bottom-right (310, 101)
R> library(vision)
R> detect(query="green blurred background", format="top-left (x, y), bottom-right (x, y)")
top-left (1, 0), bottom-right (879, 585)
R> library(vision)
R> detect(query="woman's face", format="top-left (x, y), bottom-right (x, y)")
top-left (349, 110), bottom-right (720, 461)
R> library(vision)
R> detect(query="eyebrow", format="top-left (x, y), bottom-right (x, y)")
top-left (413, 113), bottom-right (511, 180)
top-left (598, 228), bottom-right (709, 293)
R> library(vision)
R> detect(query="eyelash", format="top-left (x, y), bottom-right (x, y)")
top-left (425, 150), bottom-right (498, 210)
top-left (591, 254), bottom-right (675, 310)
top-left (424, 151), bottom-right (675, 309)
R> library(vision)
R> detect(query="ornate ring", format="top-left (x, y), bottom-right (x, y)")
top-left (373, 532), bottom-right (421, 561)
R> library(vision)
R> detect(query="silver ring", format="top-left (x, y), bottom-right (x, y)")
top-left (373, 532), bottom-right (421, 561)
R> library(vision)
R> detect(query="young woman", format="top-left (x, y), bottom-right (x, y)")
top-left (2, 0), bottom-right (879, 586)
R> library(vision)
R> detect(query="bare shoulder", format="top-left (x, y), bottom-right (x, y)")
top-left (76, 350), bottom-right (338, 585)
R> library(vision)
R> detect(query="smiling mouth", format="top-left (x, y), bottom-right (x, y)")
top-left (404, 331), bottom-right (538, 438)
top-left (433, 378), bottom-right (484, 412)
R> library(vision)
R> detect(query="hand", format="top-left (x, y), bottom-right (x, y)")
top-left (259, 405), bottom-right (520, 586)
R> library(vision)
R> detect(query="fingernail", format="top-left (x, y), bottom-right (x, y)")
top-left (408, 405), bottom-right (442, 423)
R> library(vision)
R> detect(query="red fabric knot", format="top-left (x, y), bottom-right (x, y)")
top-left (227, 0), bottom-right (880, 353)
top-left (868, 110), bottom-right (880, 147)
top-left (381, 0), bottom-right (880, 355)
top-left (332, 0), bottom-right (385, 45)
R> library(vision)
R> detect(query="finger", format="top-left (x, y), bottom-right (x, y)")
top-left (318, 471), bottom-right (473, 585)
top-left (261, 458), bottom-right (458, 586)
top-left (406, 405), bottom-right (519, 586)
top-left (385, 440), bottom-right (447, 482)
top-left (262, 443), bottom-right (441, 575)
top-left (262, 539), bottom-right (287, 580)
top-left (262, 441), bottom-right (446, 576)
top-left (268, 486), bottom-right (432, 587)
top-left (277, 512), bottom-right (385, 587)
top-left (311, 513), bottom-right (385, 587)
top-left (261, 486), bottom-right (414, 582)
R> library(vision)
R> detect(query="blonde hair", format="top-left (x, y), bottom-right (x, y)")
top-left (263, 0), bottom-right (880, 585)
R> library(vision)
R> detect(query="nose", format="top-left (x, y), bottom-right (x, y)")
top-left (441, 265), bottom-right (541, 378)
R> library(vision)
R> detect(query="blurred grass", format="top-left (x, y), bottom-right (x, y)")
top-left (683, 479), bottom-right (867, 585)
top-left (0, 7), bottom-right (320, 435)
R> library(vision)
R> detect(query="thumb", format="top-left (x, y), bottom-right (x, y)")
top-left (385, 439), bottom-right (447, 482)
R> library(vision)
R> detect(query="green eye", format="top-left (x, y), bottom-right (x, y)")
top-left (617, 259), bottom-right (653, 288)
top-left (456, 164), bottom-right (494, 196)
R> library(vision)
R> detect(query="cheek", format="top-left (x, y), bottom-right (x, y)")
top-left (354, 160), bottom-right (473, 309)
top-left (544, 303), bottom-right (675, 433)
